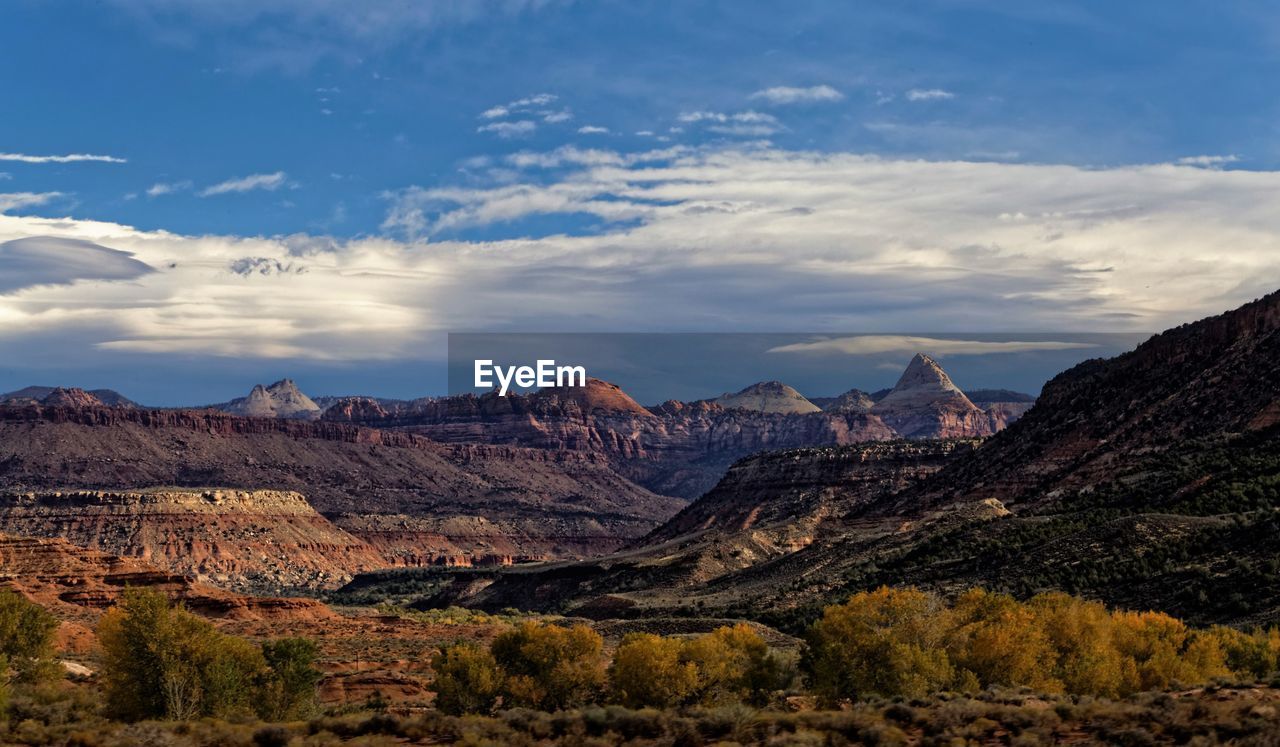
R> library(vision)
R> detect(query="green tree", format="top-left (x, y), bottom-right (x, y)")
top-left (97, 588), bottom-right (267, 721)
top-left (431, 641), bottom-right (503, 715)
top-left (259, 637), bottom-right (323, 720)
top-left (0, 589), bottom-right (59, 686)
top-left (491, 622), bottom-right (605, 711)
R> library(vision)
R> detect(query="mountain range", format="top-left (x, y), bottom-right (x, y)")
top-left (368, 289), bottom-right (1280, 629)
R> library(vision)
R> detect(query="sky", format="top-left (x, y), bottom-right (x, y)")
top-left (2, 0), bottom-right (1279, 404)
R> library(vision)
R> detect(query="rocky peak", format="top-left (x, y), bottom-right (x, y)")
top-left (821, 388), bottom-right (877, 414)
top-left (713, 381), bottom-right (821, 414)
top-left (871, 354), bottom-right (992, 439)
top-left (223, 378), bottom-right (321, 419)
top-left (530, 377), bottom-right (654, 417)
top-left (40, 388), bottom-right (104, 408)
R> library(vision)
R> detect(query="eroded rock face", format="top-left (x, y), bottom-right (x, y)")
top-left (0, 533), bottom-right (335, 625)
top-left (871, 354), bottom-right (994, 438)
top-left (818, 389), bottom-right (877, 414)
top-left (40, 388), bottom-right (104, 409)
top-left (0, 489), bottom-right (384, 592)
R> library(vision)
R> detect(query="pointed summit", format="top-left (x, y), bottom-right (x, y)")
top-left (40, 387), bottom-right (105, 408)
top-left (713, 381), bottom-right (821, 414)
top-left (530, 377), bottom-right (654, 416)
top-left (871, 354), bottom-right (992, 438)
top-left (222, 378), bottom-right (321, 419)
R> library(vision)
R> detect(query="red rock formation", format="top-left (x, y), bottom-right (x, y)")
top-left (40, 388), bottom-right (104, 408)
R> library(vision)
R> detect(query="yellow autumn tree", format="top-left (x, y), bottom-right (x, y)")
top-left (491, 622), bottom-right (606, 711)
top-left (609, 633), bottom-right (698, 708)
top-left (946, 588), bottom-right (1061, 693)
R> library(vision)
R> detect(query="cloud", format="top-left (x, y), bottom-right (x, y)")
top-left (0, 192), bottom-right (65, 213)
top-left (0, 152), bottom-right (126, 164)
top-left (767, 336), bottom-right (1097, 356)
top-left (2, 147), bottom-right (1280, 366)
top-left (0, 236), bottom-right (154, 292)
top-left (146, 180), bottom-right (193, 197)
top-left (578, 125), bottom-right (610, 134)
top-left (1178, 155), bottom-right (1240, 168)
top-left (480, 93), bottom-right (559, 121)
top-left (477, 120), bottom-right (537, 138)
top-left (199, 172), bottom-right (288, 197)
top-left (480, 106), bottom-right (509, 119)
top-left (678, 111), bottom-right (782, 136)
top-left (906, 88), bottom-right (956, 101)
top-left (0, 173), bottom-right (11, 181)
top-left (749, 85), bottom-right (844, 105)
top-left (542, 109), bottom-right (572, 123)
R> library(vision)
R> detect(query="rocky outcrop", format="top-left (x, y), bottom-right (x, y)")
top-left (40, 388), bottom-right (104, 408)
top-left (1, 386), bottom-right (137, 408)
top-left (712, 381), bottom-right (822, 414)
top-left (870, 354), bottom-right (994, 438)
top-left (220, 378), bottom-right (321, 419)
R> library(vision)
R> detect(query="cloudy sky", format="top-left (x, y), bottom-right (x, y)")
top-left (2, 1), bottom-right (1279, 403)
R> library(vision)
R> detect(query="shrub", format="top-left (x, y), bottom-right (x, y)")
top-left (431, 641), bottom-right (504, 715)
top-left (491, 622), bottom-right (606, 711)
top-left (682, 623), bottom-right (788, 706)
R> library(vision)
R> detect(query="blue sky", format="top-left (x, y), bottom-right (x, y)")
top-left (2, 1), bottom-right (1279, 403)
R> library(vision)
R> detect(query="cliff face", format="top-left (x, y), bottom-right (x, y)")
top-left (0, 488), bottom-right (384, 592)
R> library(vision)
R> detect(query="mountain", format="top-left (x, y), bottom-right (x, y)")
top-left (219, 378), bottom-right (321, 419)
top-left (0, 404), bottom-right (681, 589)
top-left (374, 290), bottom-right (1280, 627)
top-left (711, 381), bottom-right (822, 414)
top-left (813, 388), bottom-right (876, 413)
top-left (869, 354), bottom-right (994, 438)
top-left (0, 386), bottom-right (138, 408)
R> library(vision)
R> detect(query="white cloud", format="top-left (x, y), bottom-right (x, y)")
top-left (1178, 154), bottom-right (1240, 168)
top-left (906, 88), bottom-right (956, 101)
top-left (749, 85), bottom-right (844, 105)
top-left (477, 120), bottom-right (537, 138)
top-left (542, 109), bottom-right (573, 123)
top-left (2, 148), bottom-right (1280, 366)
top-left (768, 336), bottom-right (1097, 356)
top-left (678, 111), bottom-right (781, 136)
top-left (479, 93), bottom-right (559, 121)
top-left (146, 180), bottom-right (193, 197)
top-left (480, 106), bottom-right (509, 119)
top-left (0, 192), bottom-right (65, 213)
top-left (0, 152), bottom-right (126, 164)
top-left (0, 173), bottom-right (11, 181)
top-left (577, 125), bottom-right (610, 134)
top-left (198, 172), bottom-right (288, 197)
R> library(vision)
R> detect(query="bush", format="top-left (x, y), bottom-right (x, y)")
top-left (491, 622), bottom-right (606, 711)
top-left (431, 641), bottom-right (504, 715)
top-left (97, 587), bottom-right (268, 721)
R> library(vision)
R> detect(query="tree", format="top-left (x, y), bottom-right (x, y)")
top-left (946, 588), bottom-right (1060, 693)
top-left (805, 587), bottom-right (955, 702)
top-left (0, 589), bottom-right (59, 686)
top-left (431, 641), bottom-right (503, 715)
top-left (609, 633), bottom-right (697, 708)
top-left (491, 622), bottom-right (605, 711)
top-left (682, 624), bottom-right (787, 706)
top-left (97, 588), bottom-right (267, 721)
top-left (1027, 592), bottom-right (1126, 697)
top-left (259, 637), bottom-right (323, 720)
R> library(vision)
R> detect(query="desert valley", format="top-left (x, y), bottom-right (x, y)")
top-left (0, 290), bottom-right (1278, 744)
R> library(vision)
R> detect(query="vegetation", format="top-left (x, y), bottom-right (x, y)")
top-left (96, 588), bottom-right (322, 722)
